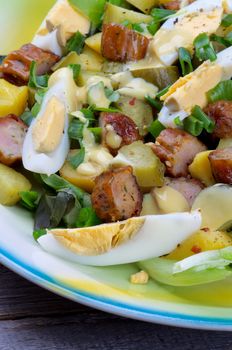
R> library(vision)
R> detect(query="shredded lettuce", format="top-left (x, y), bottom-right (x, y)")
top-left (139, 247), bottom-right (232, 286)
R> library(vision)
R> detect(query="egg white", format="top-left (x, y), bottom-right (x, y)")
top-left (158, 46), bottom-right (232, 128)
top-left (153, 0), bottom-right (223, 66)
top-left (22, 68), bottom-right (77, 175)
top-left (38, 211), bottom-right (201, 266)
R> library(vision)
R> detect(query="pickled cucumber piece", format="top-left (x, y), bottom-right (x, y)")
top-left (131, 66), bottom-right (179, 90)
top-left (112, 141), bottom-right (165, 189)
top-left (126, 0), bottom-right (158, 14)
top-left (103, 3), bottom-right (152, 25)
top-left (102, 61), bottom-right (126, 74)
top-left (52, 47), bottom-right (104, 72)
top-left (217, 138), bottom-right (232, 149)
top-left (114, 95), bottom-right (153, 136)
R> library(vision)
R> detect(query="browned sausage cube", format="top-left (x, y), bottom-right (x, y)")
top-left (204, 100), bottom-right (232, 139)
top-left (151, 128), bottom-right (207, 177)
top-left (209, 148), bottom-right (232, 184)
top-left (0, 114), bottom-right (27, 166)
top-left (91, 166), bottom-right (143, 222)
top-left (100, 112), bottom-right (141, 154)
top-left (0, 43), bottom-right (60, 85)
top-left (101, 24), bottom-right (149, 62)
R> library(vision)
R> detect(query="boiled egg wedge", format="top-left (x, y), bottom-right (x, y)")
top-left (22, 67), bottom-right (78, 175)
top-left (32, 0), bottom-right (90, 55)
top-left (158, 46), bottom-right (232, 127)
top-left (38, 211), bottom-right (201, 266)
top-left (151, 0), bottom-right (224, 66)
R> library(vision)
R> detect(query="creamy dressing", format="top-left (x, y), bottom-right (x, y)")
top-left (152, 186), bottom-right (190, 214)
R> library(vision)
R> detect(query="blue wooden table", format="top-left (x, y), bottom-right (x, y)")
top-left (1, 264), bottom-right (231, 350)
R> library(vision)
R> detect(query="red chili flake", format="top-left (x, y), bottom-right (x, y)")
top-left (191, 245), bottom-right (202, 254)
top-left (129, 98), bottom-right (136, 106)
top-left (201, 227), bottom-right (210, 232)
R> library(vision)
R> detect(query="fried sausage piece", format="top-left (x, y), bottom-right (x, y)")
top-left (101, 24), bottom-right (149, 62)
top-left (100, 112), bottom-right (141, 154)
top-left (91, 166), bottom-right (143, 222)
top-left (204, 101), bottom-right (232, 139)
top-left (0, 114), bottom-right (27, 166)
top-left (0, 43), bottom-right (60, 85)
top-left (166, 177), bottom-right (204, 206)
top-left (209, 148), bottom-right (232, 184)
top-left (151, 128), bottom-right (207, 177)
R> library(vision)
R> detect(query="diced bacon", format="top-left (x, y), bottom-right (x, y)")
top-left (166, 177), bottom-right (204, 206)
top-left (0, 114), bottom-right (27, 165)
top-left (209, 148), bottom-right (232, 184)
top-left (0, 43), bottom-right (59, 85)
top-left (151, 128), bottom-right (207, 177)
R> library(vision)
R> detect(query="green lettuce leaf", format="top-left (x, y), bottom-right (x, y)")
top-left (138, 247), bottom-right (232, 287)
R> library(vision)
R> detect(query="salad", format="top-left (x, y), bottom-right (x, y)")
top-left (1, 0), bottom-right (232, 287)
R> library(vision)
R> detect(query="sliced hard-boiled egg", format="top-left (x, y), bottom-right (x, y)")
top-left (32, 0), bottom-right (90, 55)
top-left (22, 67), bottom-right (78, 175)
top-left (38, 211), bottom-right (201, 266)
top-left (151, 0), bottom-right (224, 66)
top-left (158, 46), bottom-right (232, 127)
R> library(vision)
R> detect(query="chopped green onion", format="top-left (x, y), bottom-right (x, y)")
top-left (68, 148), bottom-right (85, 169)
top-left (75, 207), bottom-right (102, 228)
top-left (145, 95), bottom-right (163, 111)
top-left (31, 103), bottom-right (41, 117)
top-left (68, 64), bottom-right (81, 80)
top-left (192, 105), bottom-right (215, 133)
top-left (65, 31), bottom-right (86, 55)
top-left (68, 119), bottom-right (85, 141)
top-left (93, 106), bottom-right (121, 113)
top-left (148, 120), bottom-right (165, 138)
top-left (81, 107), bottom-right (95, 120)
top-left (207, 80), bottom-right (232, 103)
top-left (221, 14), bottom-right (232, 27)
top-left (225, 31), bottom-right (232, 44)
top-left (156, 85), bottom-right (171, 99)
top-left (147, 20), bottom-right (160, 35)
top-left (210, 34), bottom-right (229, 47)
top-left (151, 8), bottom-right (176, 23)
top-left (178, 47), bottom-right (193, 76)
top-left (88, 127), bottom-right (102, 142)
top-left (28, 61), bottom-right (49, 89)
top-left (193, 33), bottom-right (217, 62)
top-left (19, 191), bottom-right (39, 211)
top-left (33, 229), bottom-right (46, 241)
top-left (174, 116), bottom-right (183, 127)
top-left (20, 111), bottom-right (34, 126)
top-left (132, 23), bottom-right (144, 33)
top-left (183, 116), bottom-right (204, 136)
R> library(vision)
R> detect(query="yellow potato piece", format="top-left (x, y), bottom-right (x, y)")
top-left (189, 151), bottom-right (215, 187)
top-left (53, 47), bottom-right (104, 73)
top-left (50, 217), bottom-right (145, 256)
top-left (85, 33), bottom-right (102, 55)
top-left (0, 79), bottom-right (28, 117)
top-left (0, 164), bottom-right (31, 206)
top-left (60, 160), bottom-right (96, 193)
top-left (126, 0), bottom-right (158, 14)
top-left (141, 194), bottom-right (160, 216)
top-left (167, 229), bottom-right (232, 261)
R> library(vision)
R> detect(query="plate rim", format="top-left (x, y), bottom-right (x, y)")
top-left (1, 247), bottom-right (232, 331)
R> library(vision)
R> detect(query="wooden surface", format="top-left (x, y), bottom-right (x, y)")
top-left (0, 265), bottom-right (232, 350)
